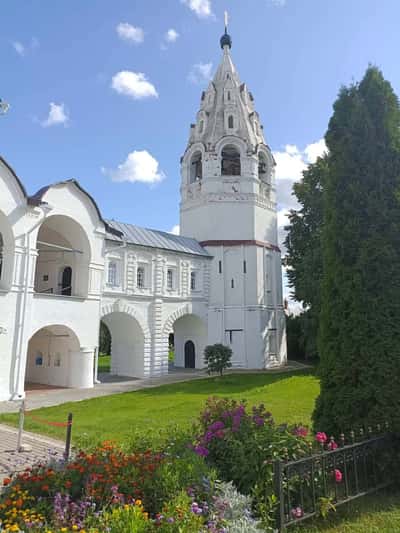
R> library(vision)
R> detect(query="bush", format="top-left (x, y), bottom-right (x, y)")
top-left (204, 343), bottom-right (232, 376)
top-left (192, 397), bottom-right (310, 528)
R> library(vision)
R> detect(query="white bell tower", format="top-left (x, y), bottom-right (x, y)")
top-left (180, 19), bottom-right (287, 368)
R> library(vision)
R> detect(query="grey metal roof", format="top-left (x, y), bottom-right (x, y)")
top-left (105, 219), bottom-right (210, 257)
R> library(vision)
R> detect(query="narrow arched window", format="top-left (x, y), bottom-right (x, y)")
top-left (228, 115), bottom-right (234, 129)
top-left (107, 261), bottom-right (118, 286)
top-left (190, 271), bottom-right (196, 291)
top-left (0, 233), bottom-right (3, 281)
top-left (167, 268), bottom-right (174, 290)
top-left (190, 152), bottom-right (202, 183)
top-left (198, 120), bottom-right (204, 134)
top-left (221, 145), bottom-right (241, 176)
top-left (137, 266), bottom-right (145, 289)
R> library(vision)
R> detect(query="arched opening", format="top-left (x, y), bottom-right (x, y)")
top-left (184, 341), bottom-right (196, 369)
top-left (258, 152), bottom-right (269, 181)
top-left (98, 320), bottom-right (111, 373)
top-left (169, 313), bottom-right (207, 370)
top-left (190, 151), bottom-right (203, 183)
top-left (101, 312), bottom-right (145, 378)
top-left (0, 210), bottom-right (14, 290)
top-left (34, 215), bottom-right (91, 297)
top-left (221, 145), bottom-right (241, 176)
top-left (25, 324), bottom-right (90, 389)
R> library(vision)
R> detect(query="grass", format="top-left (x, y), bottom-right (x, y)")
top-left (0, 369), bottom-right (318, 444)
top-left (1, 366), bottom-right (399, 531)
top-left (97, 353), bottom-right (110, 373)
top-left (292, 490), bottom-right (400, 532)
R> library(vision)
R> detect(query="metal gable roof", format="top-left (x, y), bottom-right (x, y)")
top-left (105, 219), bottom-right (211, 257)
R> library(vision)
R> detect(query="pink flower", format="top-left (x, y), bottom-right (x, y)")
top-left (315, 432), bottom-right (327, 444)
top-left (327, 440), bottom-right (338, 451)
top-left (291, 506), bottom-right (304, 518)
top-left (334, 469), bottom-right (342, 483)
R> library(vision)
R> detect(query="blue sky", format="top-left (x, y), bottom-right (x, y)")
top-left (1, 0), bottom-right (400, 239)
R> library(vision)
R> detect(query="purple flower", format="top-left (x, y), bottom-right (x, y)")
top-left (194, 445), bottom-right (209, 457)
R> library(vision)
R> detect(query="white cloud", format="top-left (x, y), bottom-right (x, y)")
top-left (182, 0), bottom-right (213, 18)
top-left (12, 37), bottom-right (39, 57)
top-left (41, 102), bottom-right (69, 128)
top-left (102, 150), bottom-right (165, 185)
top-left (304, 138), bottom-right (328, 164)
top-left (169, 224), bottom-right (180, 235)
top-left (274, 139), bottom-right (327, 309)
top-left (188, 62), bottom-right (213, 84)
top-left (12, 41), bottom-right (25, 56)
top-left (165, 28), bottom-right (179, 43)
top-left (111, 71), bottom-right (158, 100)
top-left (269, 0), bottom-right (286, 6)
top-left (116, 23), bottom-right (144, 44)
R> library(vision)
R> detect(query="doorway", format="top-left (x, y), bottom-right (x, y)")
top-left (184, 340), bottom-right (196, 369)
top-left (61, 266), bottom-right (72, 296)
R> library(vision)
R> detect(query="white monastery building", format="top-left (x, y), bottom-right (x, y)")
top-left (0, 28), bottom-right (286, 401)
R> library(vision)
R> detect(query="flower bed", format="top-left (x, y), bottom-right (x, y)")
top-left (1, 396), bottom-right (372, 532)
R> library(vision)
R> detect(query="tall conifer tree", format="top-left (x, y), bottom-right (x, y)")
top-left (314, 67), bottom-right (400, 435)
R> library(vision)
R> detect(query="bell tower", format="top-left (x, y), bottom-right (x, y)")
top-left (180, 17), bottom-right (286, 368)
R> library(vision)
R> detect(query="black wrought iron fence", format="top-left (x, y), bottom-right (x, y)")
top-left (273, 427), bottom-right (395, 531)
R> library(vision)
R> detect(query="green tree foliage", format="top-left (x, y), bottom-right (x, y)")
top-left (204, 344), bottom-right (233, 376)
top-left (284, 157), bottom-right (327, 359)
top-left (314, 67), bottom-right (400, 435)
top-left (99, 321), bottom-right (111, 355)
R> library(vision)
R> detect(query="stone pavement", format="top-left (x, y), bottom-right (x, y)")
top-left (0, 361), bottom-right (311, 414)
top-left (0, 424), bottom-right (64, 484)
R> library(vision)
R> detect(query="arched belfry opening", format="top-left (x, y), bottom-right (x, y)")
top-left (258, 152), bottom-right (269, 181)
top-left (221, 145), bottom-right (241, 176)
top-left (190, 151), bottom-right (203, 183)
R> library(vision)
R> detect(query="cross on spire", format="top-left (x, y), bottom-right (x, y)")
top-left (224, 10), bottom-right (229, 33)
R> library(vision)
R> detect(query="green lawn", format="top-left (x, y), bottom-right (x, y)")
top-left (98, 353), bottom-right (110, 373)
top-left (0, 370), bottom-right (317, 444)
top-left (1, 368), bottom-right (399, 531)
top-left (293, 490), bottom-right (400, 532)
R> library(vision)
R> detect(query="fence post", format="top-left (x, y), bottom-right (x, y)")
top-left (64, 413), bottom-right (73, 460)
top-left (273, 459), bottom-right (285, 532)
top-left (16, 400), bottom-right (25, 452)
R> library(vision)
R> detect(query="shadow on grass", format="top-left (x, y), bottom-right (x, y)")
top-left (139, 368), bottom-right (316, 397)
top-left (292, 489), bottom-right (400, 532)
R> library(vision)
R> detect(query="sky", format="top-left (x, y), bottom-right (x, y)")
top-left (2, 0), bottom-right (400, 301)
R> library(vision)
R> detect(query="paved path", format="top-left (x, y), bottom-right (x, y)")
top-left (0, 361), bottom-right (311, 414)
top-left (0, 424), bottom-right (64, 484)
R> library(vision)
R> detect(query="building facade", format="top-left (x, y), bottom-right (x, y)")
top-left (0, 29), bottom-right (286, 402)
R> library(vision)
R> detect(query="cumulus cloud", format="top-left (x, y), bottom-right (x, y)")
top-left (181, 0), bottom-right (213, 18)
top-left (111, 71), bottom-right (158, 99)
top-left (41, 102), bottom-right (69, 127)
top-left (169, 224), bottom-right (180, 235)
top-left (12, 41), bottom-right (25, 56)
top-left (102, 150), bottom-right (165, 185)
top-left (116, 23), bottom-right (144, 44)
top-left (188, 62), bottom-right (213, 84)
top-left (165, 28), bottom-right (179, 43)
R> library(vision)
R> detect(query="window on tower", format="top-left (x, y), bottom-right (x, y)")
top-left (190, 152), bottom-right (203, 183)
top-left (137, 266), bottom-right (145, 289)
top-left (228, 115), bottom-right (234, 129)
top-left (258, 153), bottom-right (269, 181)
top-left (221, 145), bottom-right (241, 176)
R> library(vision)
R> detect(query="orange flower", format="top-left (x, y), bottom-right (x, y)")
top-left (2, 477), bottom-right (11, 486)
top-left (41, 484), bottom-right (49, 491)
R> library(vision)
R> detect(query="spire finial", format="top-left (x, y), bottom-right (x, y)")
top-left (220, 11), bottom-right (232, 49)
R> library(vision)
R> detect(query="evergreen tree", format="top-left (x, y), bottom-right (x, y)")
top-left (314, 67), bottom-right (400, 435)
top-left (284, 156), bottom-right (327, 358)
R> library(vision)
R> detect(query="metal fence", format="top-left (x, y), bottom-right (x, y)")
top-left (273, 428), bottom-right (395, 531)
